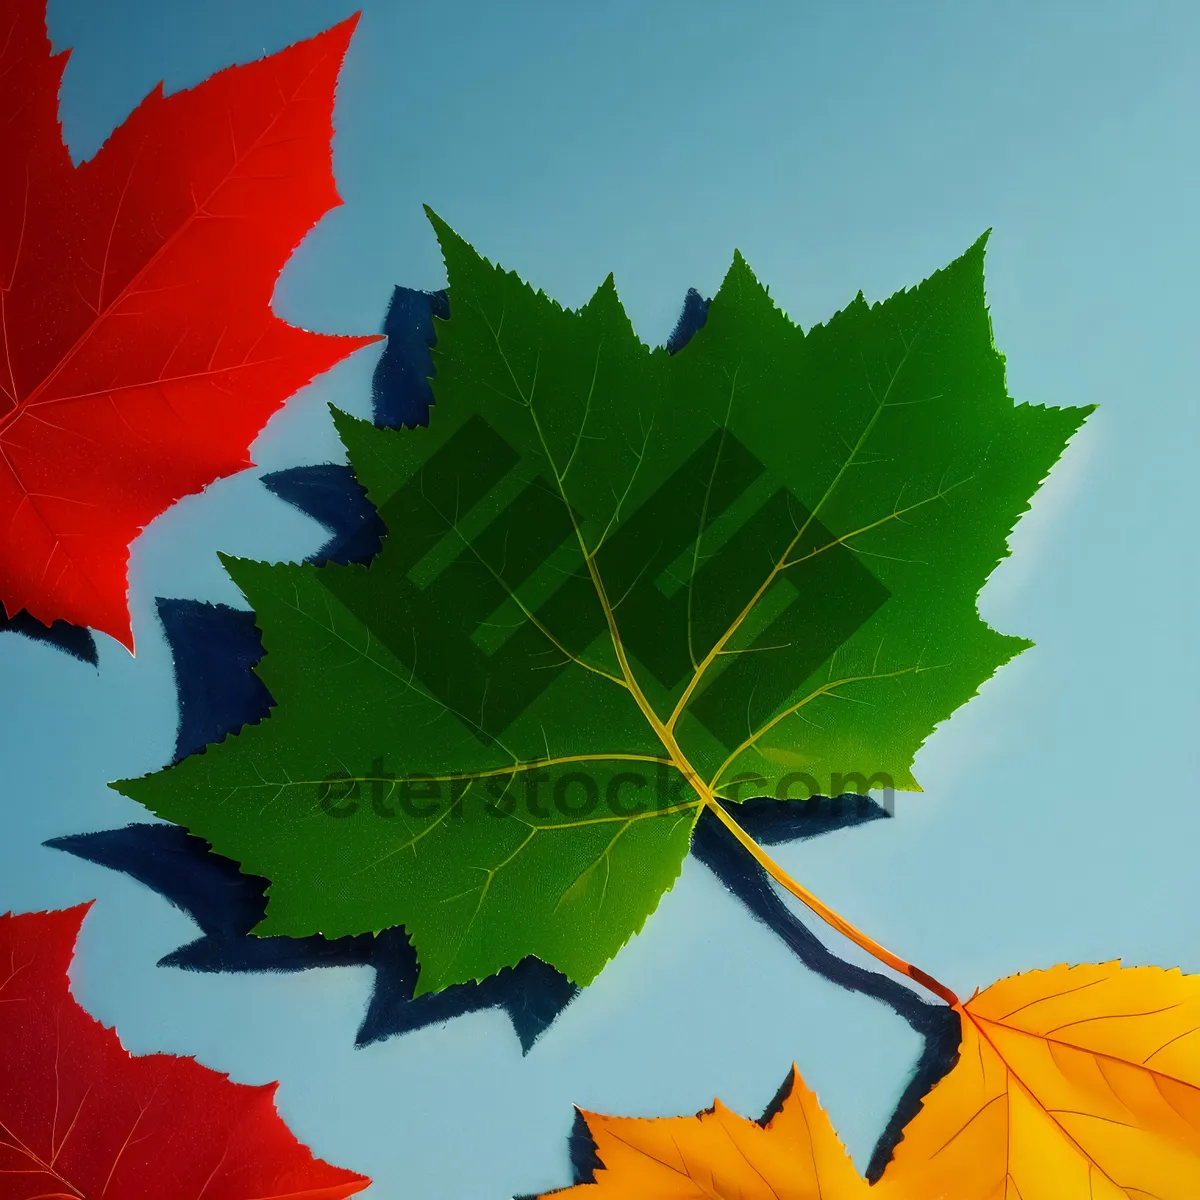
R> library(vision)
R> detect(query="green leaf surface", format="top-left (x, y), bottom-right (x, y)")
top-left (115, 212), bottom-right (1091, 993)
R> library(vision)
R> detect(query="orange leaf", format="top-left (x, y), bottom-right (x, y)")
top-left (540, 1067), bottom-right (870, 1199)
top-left (873, 962), bottom-right (1200, 1199)
top-left (543, 963), bottom-right (1200, 1198)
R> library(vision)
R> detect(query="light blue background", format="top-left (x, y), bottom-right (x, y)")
top-left (2, 1), bottom-right (1198, 1195)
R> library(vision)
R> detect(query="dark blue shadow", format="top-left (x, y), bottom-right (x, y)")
top-left (666, 287), bottom-right (711, 355)
top-left (156, 600), bottom-right (274, 764)
top-left (261, 463), bottom-right (386, 568)
top-left (46, 822), bottom-right (577, 1052)
top-left (1, 608), bottom-right (97, 664)
top-left (371, 286), bottom-right (450, 429)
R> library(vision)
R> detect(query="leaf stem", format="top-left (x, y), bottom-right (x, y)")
top-left (638, 706), bottom-right (959, 1008)
top-left (703, 798), bottom-right (960, 1007)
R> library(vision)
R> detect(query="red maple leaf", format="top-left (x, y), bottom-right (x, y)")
top-left (0, 904), bottom-right (371, 1199)
top-left (0, 0), bottom-right (378, 649)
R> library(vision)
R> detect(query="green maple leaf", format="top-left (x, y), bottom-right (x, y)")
top-left (114, 211), bottom-right (1091, 995)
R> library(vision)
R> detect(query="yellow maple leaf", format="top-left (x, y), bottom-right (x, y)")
top-left (541, 1066), bottom-right (870, 1199)
top-left (875, 962), bottom-right (1200, 1199)
top-left (542, 964), bottom-right (1200, 1199)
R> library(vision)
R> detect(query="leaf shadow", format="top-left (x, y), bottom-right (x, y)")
top-left (1, 607), bottom-right (97, 664)
top-left (46, 821), bottom-right (578, 1053)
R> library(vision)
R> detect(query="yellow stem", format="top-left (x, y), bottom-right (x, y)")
top-left (703, 798), bottom-right (960, 1007)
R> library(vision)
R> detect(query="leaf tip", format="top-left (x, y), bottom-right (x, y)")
top-left (423, 204), bottom-right (455, 244)
top-left (106, 618), bottom-right (136, 655)
top-left (312, 8), bottom-right (362, 57)
top-left (65, 898), bottom-right (97, 925)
